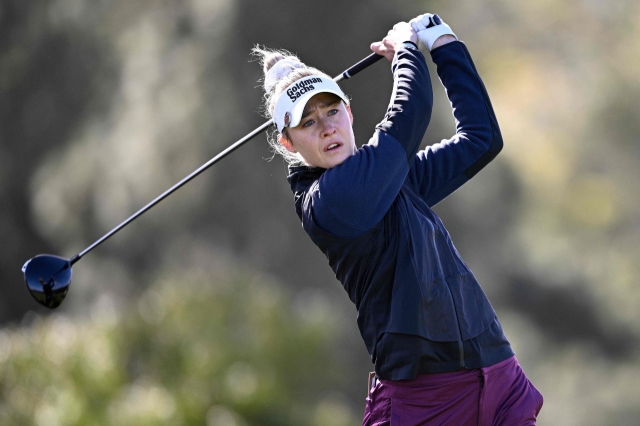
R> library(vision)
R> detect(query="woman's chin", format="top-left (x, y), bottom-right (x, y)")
top-left (324, 153), bottom-right (351, 169)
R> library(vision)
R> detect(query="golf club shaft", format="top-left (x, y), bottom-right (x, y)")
top-left (335, 52), bottom-right (384, 82)
top-left (70, 52), bottom-right (383, 266)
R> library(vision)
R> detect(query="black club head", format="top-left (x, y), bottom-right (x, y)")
top-left (22, 254), bottom-right (72, 309)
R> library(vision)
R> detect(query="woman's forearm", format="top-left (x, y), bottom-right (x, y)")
top-left (375, 43), bottom-right (433, 162)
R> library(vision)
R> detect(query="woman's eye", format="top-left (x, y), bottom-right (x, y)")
top-left (302, 119), bottom-right (314, 128)
top-left (328, 109), bottom-right (339, 116)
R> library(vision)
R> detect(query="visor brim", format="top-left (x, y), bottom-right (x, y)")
top-left (273, 76), bottom-right (348, 132)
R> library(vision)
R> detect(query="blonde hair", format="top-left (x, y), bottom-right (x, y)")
top-left (251, 46), bottom-right (348, 166)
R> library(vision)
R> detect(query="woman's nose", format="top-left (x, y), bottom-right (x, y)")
top-left (320, 119), bottom-right (336, 137)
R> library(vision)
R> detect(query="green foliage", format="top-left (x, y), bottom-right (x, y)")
top-left (0, 269), bottom-right (359, 426)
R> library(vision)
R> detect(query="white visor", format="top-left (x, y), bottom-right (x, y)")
top-left (273, 75), bottom-right (348, 132)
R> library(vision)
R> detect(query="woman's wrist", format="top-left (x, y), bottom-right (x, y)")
top-left (431, 35), bottom-right (457, 50)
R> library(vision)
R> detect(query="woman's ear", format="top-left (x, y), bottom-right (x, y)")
top-left (278, 133), bottom-right (297, 153)
top-left (346, 104), bottom-right (354, 125)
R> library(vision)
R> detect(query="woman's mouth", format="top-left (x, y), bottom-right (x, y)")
top-left (325, 142), bottom-right (342, 152)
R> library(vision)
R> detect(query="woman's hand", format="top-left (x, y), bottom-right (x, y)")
top-left (409, 14), bottom-right (457, 51)
top-left (370, 22), bottom-right (418, 62)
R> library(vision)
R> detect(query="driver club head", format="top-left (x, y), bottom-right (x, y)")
top-left (22, 254), bottom-right (72, 309)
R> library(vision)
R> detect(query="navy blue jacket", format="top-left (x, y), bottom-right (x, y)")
top-left (287, 41), bottom-right (513, 380)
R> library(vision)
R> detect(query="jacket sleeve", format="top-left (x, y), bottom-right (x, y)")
top-left (307, 43), bottom-right (433, 237)
top-left (407, 41), bottom-right (503, 207)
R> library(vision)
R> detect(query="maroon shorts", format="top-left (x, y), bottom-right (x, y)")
top-left (363, 356), bottom-right (543, 426)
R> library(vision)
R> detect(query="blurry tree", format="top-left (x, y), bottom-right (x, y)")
top-left (0, 0), bottom-right (119, 322)
top-left (0, 260), bottom-right (360, 426)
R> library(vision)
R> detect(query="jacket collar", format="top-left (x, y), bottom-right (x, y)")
top-left (287, 165), bottom-right (326, 194)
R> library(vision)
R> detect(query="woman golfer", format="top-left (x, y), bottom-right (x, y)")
top-left (254, 13), bottom-right (543, 425)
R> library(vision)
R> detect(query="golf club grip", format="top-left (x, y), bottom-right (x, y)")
top-left (339, 53), bottom-right (384, 80)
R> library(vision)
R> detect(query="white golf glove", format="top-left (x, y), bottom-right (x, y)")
top-left (409, 14), bottom-right (457, 51)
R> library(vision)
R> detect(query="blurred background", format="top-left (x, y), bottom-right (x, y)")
top-left (2, 0), bottom-right (640, 424)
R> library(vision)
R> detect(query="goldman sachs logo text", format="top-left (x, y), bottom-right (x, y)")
top-left (286, 77), bottom-right (323, 102)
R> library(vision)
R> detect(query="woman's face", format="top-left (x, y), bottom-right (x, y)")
top-left (280, 92), bottom-right (356, 169)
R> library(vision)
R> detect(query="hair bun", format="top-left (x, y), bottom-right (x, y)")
top-left (263, 52), bottom-right (286, 74)
top-left (264, 57), bottom-right (305, 93)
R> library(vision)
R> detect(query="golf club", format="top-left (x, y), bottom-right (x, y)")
top-left (22, 52), bottom-right (384, 309)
